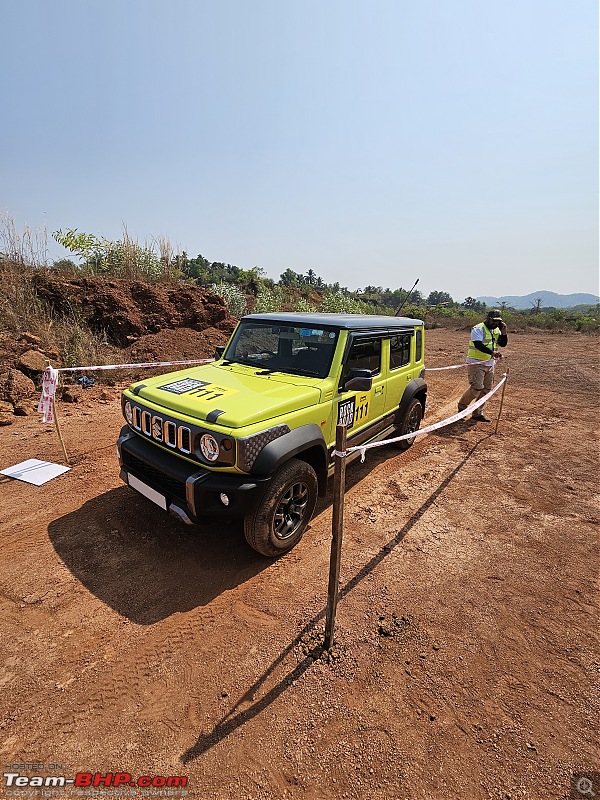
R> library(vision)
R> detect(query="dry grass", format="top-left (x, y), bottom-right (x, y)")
top-left (0, 210), bottom-right (48, 269)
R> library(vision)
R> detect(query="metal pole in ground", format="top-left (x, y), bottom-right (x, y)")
top-left (494, 369), bottom-right (509, 435)
top-left (324, 424), bottom-right (347, 650)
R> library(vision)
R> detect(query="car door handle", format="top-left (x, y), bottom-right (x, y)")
top-left (374, 386), bottom-right (384, 395)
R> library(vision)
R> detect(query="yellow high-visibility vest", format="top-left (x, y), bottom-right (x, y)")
top-left (467, 323), bottom-right (499, 361)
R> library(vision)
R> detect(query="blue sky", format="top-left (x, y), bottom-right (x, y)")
top-left (1, 0), bottom-right (597, 300)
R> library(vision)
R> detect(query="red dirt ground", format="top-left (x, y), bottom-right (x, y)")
top-left (0, 329), bottom-right (598, 800)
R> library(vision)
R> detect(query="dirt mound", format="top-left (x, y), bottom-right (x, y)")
top-left (0, 273), bottom-right (239, 413)
top-left (33, 272), bottom-right (237, 346)
top-left (126, 327), bottom-right (230, 363)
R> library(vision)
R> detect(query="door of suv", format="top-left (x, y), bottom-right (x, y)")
top-left (385, 332), bottom-right (414, 412)
top-left (336, 334), bottom-right (386, 440)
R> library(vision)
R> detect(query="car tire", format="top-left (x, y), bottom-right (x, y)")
top-left (243, 458), bottom-right (318, 557)
top-left (393, 398), bottom-right (423, 450)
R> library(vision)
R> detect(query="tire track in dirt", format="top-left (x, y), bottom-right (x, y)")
top-left (1, 329), bottom-right (598, 799)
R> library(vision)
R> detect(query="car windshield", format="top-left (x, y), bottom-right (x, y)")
top-left (224, 321), bottom-right (338, 378)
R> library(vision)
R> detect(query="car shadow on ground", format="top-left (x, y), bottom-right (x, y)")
top-left (180, 433), bottom-right (493, 764)
top-left (47, 486), bottom-right (271, 624)
top-left (47, 440), bottom-right (417, 625)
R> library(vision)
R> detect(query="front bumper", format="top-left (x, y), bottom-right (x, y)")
top-left (117, 426), bottom-right (270, 523)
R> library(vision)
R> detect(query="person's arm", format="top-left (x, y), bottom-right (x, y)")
top-left (498, 321), bottom-right (508, 347)
top-left (473, 341), bottom-right (495, 356)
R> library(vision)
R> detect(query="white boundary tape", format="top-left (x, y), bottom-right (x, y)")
top-left (57, 358), bottom-right (215, 372)
top-left (38, 358), bottom-right (215, 423)
top-left (424, 358), bottom-right (502, 371)
top-left (424, 363), bottom-right (471, 371)
top-left (38, 358), bottom-right (506, 442)
top-left (332, 375), bottom-right (507, 462)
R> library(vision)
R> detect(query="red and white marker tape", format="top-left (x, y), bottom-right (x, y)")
top-left (424, 359), bottom-right (501, 371)
top-left (37, 366), bottom-right (60, 424)
top-left (57, 358), bottom-right (215, 372)
top-left (38, 358), bottom-right (215, 422)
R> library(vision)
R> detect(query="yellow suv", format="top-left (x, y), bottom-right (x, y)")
top-left (117, 313), bottom-right (426, 556)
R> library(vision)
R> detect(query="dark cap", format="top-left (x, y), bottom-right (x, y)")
top-left (487, 309), bottom-right (503, 320)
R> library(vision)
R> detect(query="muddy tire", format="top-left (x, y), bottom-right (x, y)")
top-left (393, 398), bottom-right (423, 450)
top-left (243, 458), bottom-right (318, 557)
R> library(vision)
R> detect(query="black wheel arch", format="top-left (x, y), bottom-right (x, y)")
top-left (251, 423), bottom-right (329, 496)
top-left (396, 378), bottom-right (427, 424)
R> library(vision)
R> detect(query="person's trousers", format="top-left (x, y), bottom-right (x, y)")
top-left (458, 363), bottom-right (495, 415)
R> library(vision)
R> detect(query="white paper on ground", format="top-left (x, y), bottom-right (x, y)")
top-left (0, 459), bottom-right (70, 486)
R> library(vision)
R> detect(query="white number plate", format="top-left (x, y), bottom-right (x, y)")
top-left (128, 473), bottom-right (167, 511)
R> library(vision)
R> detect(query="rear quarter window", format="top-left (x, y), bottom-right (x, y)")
top-left (415, 329), bottom-right (423, 361)
top-left (389, 334), bottom-right (411, 370)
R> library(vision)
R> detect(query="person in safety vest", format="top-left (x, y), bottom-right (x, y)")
top-left (458, 309), bottom-right (508, 421)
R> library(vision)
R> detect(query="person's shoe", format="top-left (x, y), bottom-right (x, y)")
top-left (458, 404), bottom-right (467, 413)
top-left (472, 413), bottom-right (491, 422)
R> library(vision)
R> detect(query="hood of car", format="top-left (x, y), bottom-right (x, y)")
top-left (127, 363), bottom-right (322, 428)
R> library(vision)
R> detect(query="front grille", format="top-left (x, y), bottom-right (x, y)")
top-left (133, 407), bottom-right (142, 429)
top-left (122, 451), bottom-right (187, 503)
top-left (128, 401), bottom-right (196, 460)
top-left (164, 420), bottom-right (177, 447)
top-left (152, 415), bottom-right (163, 441)
top-left (178, 427), bottom-right (191, 453)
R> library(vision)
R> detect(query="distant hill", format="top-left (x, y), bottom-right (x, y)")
top-left (476, 291), bottom-right (599, 310)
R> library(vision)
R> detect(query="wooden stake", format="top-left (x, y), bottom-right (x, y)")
top-left (53, 397), bottom-right (71, 465)
top-left (494, 369), bottom-right (509, 435)
top-left (324, 424), bottom-right (347, 650)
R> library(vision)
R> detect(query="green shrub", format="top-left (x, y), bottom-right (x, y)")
top-left (52, 227), bottom-right (179, 281)
top-left (320, 291), bottom-right (374, 314)
top-left (294, 297), bottom-right (317, 313)
top-left (209, 282), bottom-right (247, 316)
top-left (253, 286), bottom-right (285, 313)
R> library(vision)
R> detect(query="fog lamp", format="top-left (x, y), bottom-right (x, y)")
top-left (219, 493), bottom-right (230, 507)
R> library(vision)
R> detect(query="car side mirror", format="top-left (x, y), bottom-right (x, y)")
top-left (214, 345), bottom-right (225, 360)
top-left (344, 368), bottom-right (373, 392)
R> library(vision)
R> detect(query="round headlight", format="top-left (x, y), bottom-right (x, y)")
top-left (200, 433), bottom-right (219, 462)
top-left (124, 401), bottom-right (133, 424)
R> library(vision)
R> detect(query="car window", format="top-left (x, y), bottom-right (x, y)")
top-left (415, 329), bottom-right (423, 361)
top-left (390, 334), bottom-right (411, 370)
top-left (225, 321), bottom-right (338, 378)
top-left (344, 336), bottom-right (382, 379)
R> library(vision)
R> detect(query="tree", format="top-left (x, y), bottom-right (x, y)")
top-left (279, 268), bottom-right (299, 287)
top-left (531, 298), bottom-right (543, 314)
top-left (52, 258), bottom-right (79, 273)
top-left (427, 290), bottom-right (454, 306)
top-left (462, 296), bottom-right (486, 313)
top-left (184, 253), bottom-right (211, 280)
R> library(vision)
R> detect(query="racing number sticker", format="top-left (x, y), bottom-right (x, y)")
top-left (353, 393), bottom-right (370, 423)
top-left (188, 384), bottom-right (238, 402)
top-left (337, 397), bottom-right (355, 428)
top-left (337, 393), bottom-right (370, 429)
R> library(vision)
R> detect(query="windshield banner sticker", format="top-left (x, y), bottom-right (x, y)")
top-left (159, 378), bottom-right (210, 394)
top-left (159, 378), bottom-right (238, 402)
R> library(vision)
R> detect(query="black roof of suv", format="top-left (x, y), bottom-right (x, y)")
top-left (243, 312), bottom-right (423, 330)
